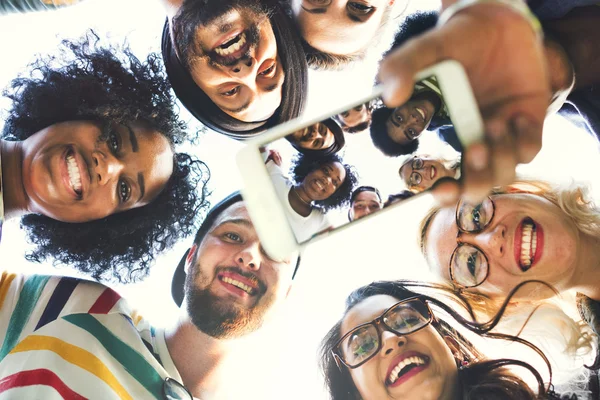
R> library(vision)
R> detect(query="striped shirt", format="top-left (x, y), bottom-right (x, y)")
top-left (0, 272), bottom-right (185, 399)
top-left (0, 0), bottom-right (83, 15)
top-left (414, 76), bottom-right (450, 120)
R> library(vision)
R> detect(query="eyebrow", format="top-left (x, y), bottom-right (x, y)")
top-left (137, 172), bottom-right (145, 202)
top-left (221, 101), bottom-right (251, 114)
top-left (301, 5), bottom-right (327, 13)
top-left (127, 125), bottom-right (139, 152)
top-left (218, 218), bottom-right (253, 229)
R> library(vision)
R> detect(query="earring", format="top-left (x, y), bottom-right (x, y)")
top-left (454, 352), bottom-right (469, 368)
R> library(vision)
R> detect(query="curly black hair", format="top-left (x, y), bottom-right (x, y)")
top-left (370, 106), bottom-right (419, 157)
top-left (289, 153), bottom-right (358, 212)
top-left (3, 31), bottom-right (211, 283)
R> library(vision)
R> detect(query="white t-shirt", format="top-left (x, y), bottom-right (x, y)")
top-left (266, 160), bottom-right (332, 243)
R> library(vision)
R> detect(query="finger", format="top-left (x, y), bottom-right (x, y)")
top-left (512, 114), bottom-right (544, 164)
top-left (461, 142), bottom-right (494, 203)
top-left (430, 178), bottom-right (461, 206)
top-left (486, 120), bottom-right (518, 187)
top-left (378, 27), bottom-right (451, 107)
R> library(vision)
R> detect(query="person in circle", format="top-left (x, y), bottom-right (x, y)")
top-left (370, 76), bottom-right (449, 157)
top-left (265, 150), bottom-right (358, 241)
top-left (0, 33), bottom-right (209, 282)
top-left (348, 186), bottom-right (382, 221)
top-left (334, 102), bottom-right (373, 134)
top-left (286, 118), bottom-right (346, 156)
top-left (162, 0), bottom-right (308, 138)
top-left (320, 280), bottom-right (572, 400)
top-left (399, 155), bottom-right (461, 193)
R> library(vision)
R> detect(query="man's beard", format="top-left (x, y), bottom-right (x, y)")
top-left (184, 264), bottom-right (275, 339)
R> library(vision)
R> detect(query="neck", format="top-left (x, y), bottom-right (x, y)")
top-left (288, 186), bottom-right (312, 217)
top-left (567, 232), bottom-right (600, 301)
top-left (1, 140), bottom-right (29, 220)
top-left (165, 316), bottom-right (232, 399)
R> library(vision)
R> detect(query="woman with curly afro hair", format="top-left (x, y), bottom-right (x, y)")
top-left (0, 32), bottom-right (210, 283)
top-left (264, 149), bottom-right (358, 242)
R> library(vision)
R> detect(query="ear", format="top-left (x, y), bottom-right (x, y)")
top-left (443, 335), bottom-right (461, 356)
top-left (185, 244), bottom-right (198, 274)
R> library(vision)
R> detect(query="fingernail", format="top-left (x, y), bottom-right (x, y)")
top-left (466, 143), bottom-right (488, 171)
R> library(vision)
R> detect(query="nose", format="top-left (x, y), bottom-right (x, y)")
top-left (230, 56), bottom-right (256, 77)
top-left (235, 242), bottom-right (262, 272)
top-left (470, 223), bottom-right (507, 259)
top-left (92, 150), bottom-right (122, 186)
top-left (380, 330), bottom-right (407, 357)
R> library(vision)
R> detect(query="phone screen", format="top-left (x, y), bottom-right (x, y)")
top-left (260, 75), bottom-right (464, 244)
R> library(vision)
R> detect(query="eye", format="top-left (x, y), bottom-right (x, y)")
top-left (224, 232), bottom-right (243, 242)
top-left (108, 130), bottom-right (121, 154)
top-left (259, 63), bottom-right (276, 76)
top-left (221, 86), bottom-right (240, 97)
top-left (348, 2), bottom-right (374, 14)
top-left (118, 179), bottom-right (131, 203)
top-left (341, 112), bottom-right (349, 117)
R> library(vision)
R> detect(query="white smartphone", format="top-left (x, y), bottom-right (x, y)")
top-left (237, 60), bottom-right (484, 260)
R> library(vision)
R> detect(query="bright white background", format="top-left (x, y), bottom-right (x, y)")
top-left (1, 0), bottom-right (600, 398)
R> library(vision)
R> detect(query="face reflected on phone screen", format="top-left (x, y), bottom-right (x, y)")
top-left (261, 76), bottom-right (463, 244)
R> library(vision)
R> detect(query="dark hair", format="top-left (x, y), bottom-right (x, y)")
top-left (320, 280), bottom-right (560, 400)
top-left (385, 11), bottom-right (438, 57)
top-left (384, 190), bottom-right (415, 206)
top-left (3, 32), bottom-right (210, 283)
top-left (290, 153), bottom-right (358, 212)
top-left (350, 186), bottom-right (382, 204)
top-left (370, 107), bottom-right (419, 156)
top-left (343, 120), bottom-right (372, 134)
top-left (286, 118), bottom-right (346, 156)
top-left (165, 0), bottom-right (307, 137)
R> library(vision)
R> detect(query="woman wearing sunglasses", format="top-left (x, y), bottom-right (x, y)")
top-left (320, 280), bottom-right (578, 400)
top-left (399, 155), bottom-right (461, 194)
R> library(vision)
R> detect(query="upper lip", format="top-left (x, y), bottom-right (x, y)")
top-left (218, 271), bottom-right (261, 294)
top-left (385, 351), bottom-right (428, 385)
top-left (211, 31), bottom-right (252, 66)
top-left (65, 146), bottom-right (91, 199)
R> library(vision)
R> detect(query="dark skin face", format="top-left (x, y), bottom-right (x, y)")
top-left (300, 161), bottom-right (346, 201)
top-left (385, 91), bottom-right (440, 145)
top-left (5, 120), bottom-right (173, 223)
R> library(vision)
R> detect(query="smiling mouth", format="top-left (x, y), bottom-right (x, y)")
top-left (65, 148), bottom-right (83, 199)
top-left (218, 274), bottom-right (258, 296)
top-left (430, 165), bottom-right (436, 180)
top-left (312, 179), bottom-right (325, 193)
top-left (415, 106), bottom-right (426, 121)
top-left (211, 31), bottom-right (253, 66)
top-left (215, 32), bottom-right (247, 56)
top-left (386, 355), bottom-right (430, 386)
top-left (515, 218), bottom-right (544, 272)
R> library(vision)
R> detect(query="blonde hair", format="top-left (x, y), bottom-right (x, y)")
top-left (417, 179), bottom-right (599, 387)
top-left (400, 153), bottom-right (462, 193)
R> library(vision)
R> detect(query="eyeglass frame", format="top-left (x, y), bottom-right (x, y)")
top-left (162, 377), bottom-right (193, 400)
top-left (331, 296), bottom-right (435, 370)
top-left (408, 157), bottom-right (425, 187)
top-left (449, 196), bottom-right (496, 289)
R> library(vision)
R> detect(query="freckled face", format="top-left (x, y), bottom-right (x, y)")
top-left (21, 121), bottom-right (173, 223)
top-left (424, 193), bottom-right (580, 299)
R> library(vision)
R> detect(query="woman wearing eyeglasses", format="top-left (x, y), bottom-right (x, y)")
top-left (417, 181), bottom-right (600, 392)
top-left (398, 155), bottom-right (461, 194)
top-left (319, 280), bottom-right (574, 400)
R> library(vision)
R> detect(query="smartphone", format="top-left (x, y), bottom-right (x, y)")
top-left (237, 60), bottom-right (484, 260)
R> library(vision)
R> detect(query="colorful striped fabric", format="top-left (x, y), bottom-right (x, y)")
top-left (414, 75), bottom-right (450, 119)
top-left (0, 272), bottom-right (185, 399)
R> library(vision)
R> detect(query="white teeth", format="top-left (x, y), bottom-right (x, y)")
top-left (415, 107), bottom-right (425, 120)
top-left (214, 33), bottom-right (247, 56)
top-left (388, 356), bottom-right (426, 384)
top-left (222, 276), bottom-right (254, 295)
top-left (520, 222), bottom-right (536, 266)
top-left (66, 154), bottom-right (82, 193)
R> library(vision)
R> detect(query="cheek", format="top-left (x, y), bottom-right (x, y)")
top-left (350, 366), bottom-right (383, 400)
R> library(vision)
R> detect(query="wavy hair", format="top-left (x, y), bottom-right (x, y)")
top-left (3, 31), bottom-right (210, 282)
top-left (290, 153), bottom-right (358, 212)
top-left (319, 280), bottom-right (576, 400)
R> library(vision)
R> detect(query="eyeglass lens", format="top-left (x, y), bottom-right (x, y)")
top-left (339, 299), bottom-right (431, 367)
top-left (451, 198), bottom-right (495, 287)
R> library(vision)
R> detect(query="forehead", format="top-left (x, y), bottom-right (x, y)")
top-left (341, 295), bottom-right (400, 334)
top-left (332, 161), bottom-right (346, 179)
top-left (354, 190), bottom-right (379, 203)
top-left (424, 207), bottom-right (457, 279)
top-left (209, 202), bottom-right (252, 232)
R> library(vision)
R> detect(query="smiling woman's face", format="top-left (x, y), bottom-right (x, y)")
top-left (301, 161), bottom-right (346, 201)
top-left (189, 9), bottom-right (284, 123)
top-left (341, 295), bottom-right (459, 400)
top-left (294, 0), bottom-right (393, 56)
top-left (423, 193), bottom-right (581, 299)
top-left (21, 121), bottom-right (174, 223)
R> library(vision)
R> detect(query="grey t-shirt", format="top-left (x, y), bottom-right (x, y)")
top-left (0, 0), bottom-right (83, 15)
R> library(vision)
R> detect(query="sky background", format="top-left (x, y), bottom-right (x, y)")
top-left (1, 0), bottom-right (600, 398)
